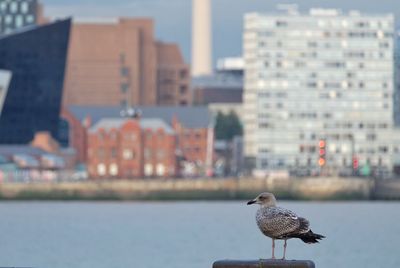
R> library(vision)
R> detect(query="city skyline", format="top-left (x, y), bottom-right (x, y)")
top-left (42, 0), bottom-right (400, 65)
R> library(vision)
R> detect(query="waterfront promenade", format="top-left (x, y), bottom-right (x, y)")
top-left (0, 176), bottom-right (390, 200)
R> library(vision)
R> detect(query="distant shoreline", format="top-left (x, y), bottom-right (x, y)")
top-left (0, 177), bottom-right (398, 201)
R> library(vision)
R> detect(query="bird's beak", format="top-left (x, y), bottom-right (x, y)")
top-left (247, 199), bottom-right (256, 205)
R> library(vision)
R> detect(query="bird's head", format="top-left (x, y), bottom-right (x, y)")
top-left (247, 192), bottom-right (277, 207)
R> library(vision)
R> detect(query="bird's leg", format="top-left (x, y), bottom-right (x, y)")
top-left (282, 239), bottom-right (287, 260)
top-left (271, 239), bottom-right (276, 259)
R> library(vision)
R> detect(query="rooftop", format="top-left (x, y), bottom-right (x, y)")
top-left (0, 145), bottom-right (47, 156)
top-left (246, 8), bottom-right (394, 18)
top-left (89, 117), bottom-right (174, 134)
top-left (69, 105), bottom-right (212, 129)
top-left (192, 72), bottom-right (243, 89)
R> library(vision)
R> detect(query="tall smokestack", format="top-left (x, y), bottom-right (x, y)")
top-left (192, 0), bottom-right (212, 77)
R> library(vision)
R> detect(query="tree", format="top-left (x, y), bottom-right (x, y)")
top-left (214, 111), bottom-right (243, 141)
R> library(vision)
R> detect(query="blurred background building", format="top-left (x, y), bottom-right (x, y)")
top-left (156, 41), bottom-right (191, 106)
top-left (193, 57), bottom-right (243, 105)
top-left (87, 116), bottom-right (177, 179)
top-left (0, 0), bottom-right (47, 35)
top-left (62, 106), bottom-right (214, 178)
top-left (63, 18), bottom-right (191, 107)
top-left (0, 19), bottom-right (71, 144)
top-left (243, 8), bottom-right (400, 176)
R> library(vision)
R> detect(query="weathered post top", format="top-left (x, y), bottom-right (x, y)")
top-left (213, 259), bottom-right (315, 268)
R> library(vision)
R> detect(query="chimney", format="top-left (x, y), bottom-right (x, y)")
top-left (192, 0), bottom-right (212, 77)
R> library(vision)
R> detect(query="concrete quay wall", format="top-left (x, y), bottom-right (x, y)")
top-left (0, 177), bottom-right (377, 200)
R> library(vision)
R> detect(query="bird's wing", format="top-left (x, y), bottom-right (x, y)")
top-left (266, 207), bottom-right (307, 238)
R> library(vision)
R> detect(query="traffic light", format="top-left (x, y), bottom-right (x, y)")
top-left (352, 156), bottom-right (359, 170)
top-left (318, 139), bottom-right (326, 167)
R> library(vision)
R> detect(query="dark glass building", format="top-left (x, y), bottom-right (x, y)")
top-left (0, 18), bottom-right (71, 144)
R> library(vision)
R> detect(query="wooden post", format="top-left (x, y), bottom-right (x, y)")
top-left (213, 259), bottom-right (315, 268)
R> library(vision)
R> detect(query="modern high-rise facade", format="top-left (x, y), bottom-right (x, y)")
top-left (0, 19), bottom-right (71, 144)
top-left (243, 9), bottom-right (398, 173)
top-left (191, 0), bottom-right (212, 77)
top-left (63, 18), bottom-right (190, 107)
top-left (0, 0), bottom-right (45, 35)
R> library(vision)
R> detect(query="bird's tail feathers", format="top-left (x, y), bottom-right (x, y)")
top-left (296, 230), bottom-right (325, 244)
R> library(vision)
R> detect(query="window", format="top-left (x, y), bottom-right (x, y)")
top-left (276, 21), bottom-right (287, 27)
top-left (144, 164), bottom-right (153, 176)
top-left (378, 146), bottom-right (388, 153)
top-left (326, 62), bottom-right (345, 68)
top-left (180, 85), bottom-right (187, 95)
top-left (378, 123), bottom-right (388, 129)
top-left (15, 15), bottom-right (23, 27)
top-left (5, 15), bottom-right (12, 24)
top-left (180, 69), bottom-right (187, 79)
top-left (111, 148), bottom-right (118, 159)
top-left (109, 164), bottom-right (118, 176)
top-left (156, 164), bottom-right (165, 176)
top-left (26, 15), bottom-right (34, 23)
top-left (0, 2), bottom-right (6, 11)
top-left (121, 67), bottom-right (129, 76)
top-left (366, 134), bottom-right (376, 141)
top-left (116, 98), bottom-right (126, 106)
top-left (97, 164), bottom-right (106, 176)
top-left (259, 123), bottom-right (270, 129)
top-left (308, 42), bottom-right (317, 48)
top-left (10, 2), bottom-right (17, 13)
top-left (120, 83), bottom-right (129, 93)
top-left (21, 2), bottom-right (29, 13)
top-left (123, 149), bottom-right (135, 160)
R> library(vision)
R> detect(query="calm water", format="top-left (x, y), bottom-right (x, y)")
top-left (0, 201), bottom-right (398, 268)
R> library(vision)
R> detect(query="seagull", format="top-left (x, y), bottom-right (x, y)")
top-left (247, 192), bottom-right (325, 260)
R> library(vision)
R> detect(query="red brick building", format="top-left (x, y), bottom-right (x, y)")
top-left (62, 106), bottom-right (214, 178)
top-left (87, 117), bottom-right (176, 179)
top-left (63, 18), bottom-right (190, 107)
top-left (156, 42), bottom-right (191, 106)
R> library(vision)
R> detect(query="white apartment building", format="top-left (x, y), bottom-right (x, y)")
top-left (243, 8), bottom-right (399, 173)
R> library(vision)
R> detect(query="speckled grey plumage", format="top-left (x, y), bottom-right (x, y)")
top-left (256, 206), bottom-right (310, 239)
top-left (248, 192), bottom-right (324, 259)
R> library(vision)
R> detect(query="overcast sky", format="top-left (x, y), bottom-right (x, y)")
top-left (42, 0), bottom-right (400, 65)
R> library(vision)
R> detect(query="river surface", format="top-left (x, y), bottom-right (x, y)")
top-left (0, 201), bottom-right (398, 268)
